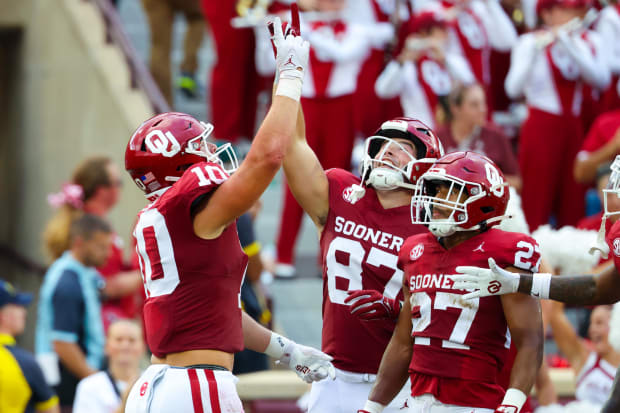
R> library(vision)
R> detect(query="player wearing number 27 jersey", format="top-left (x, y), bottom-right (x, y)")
top-left (359, 152), bottom-right (543, 413)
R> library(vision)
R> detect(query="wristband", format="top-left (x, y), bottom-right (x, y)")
top-left (275, 77), bottom-right (303, 102)
top-left (361, 400), bottom-right (385, 413)
top-left (530, 273), bottom-right (552, 300)
top-left (264, 332), bottom-right (292, 359)
top-left (499, 388), bottom-right (527, 412)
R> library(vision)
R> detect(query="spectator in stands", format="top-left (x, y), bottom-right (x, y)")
top-left (505, 0), bottom-right (610, 231)
top-left (415, 0), bottom-right (518, 115)
top-left (0, 279), bottom-right (59, 413)
top-left (36, 214), bottom-right (113, 412)
top-left (141, 0), bottom-right (204, 103)
top-left (435, 82), bottom-right (522, 190)
top-left (375, 10), bottom-right (475, 129)
top-left (539, 303), bottom-right (620, 411)
top-left (574, 109), bottom-right (620, 184)
top-left (44, 156), bottom-right (142, 332)
top-left (202, 0), bottom-right (259, 143)
top-left (73, 319), bottom-right (144, 413)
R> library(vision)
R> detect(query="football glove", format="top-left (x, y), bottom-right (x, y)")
top-left (452, 257), bottom-right (520, 300)
top-left (345, 290), bottom-right (401, 320)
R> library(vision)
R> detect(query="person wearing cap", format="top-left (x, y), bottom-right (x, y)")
top-left (36, 214), bottom-right (113, 412)
top-left (0, 279), bottom-right (59, 413)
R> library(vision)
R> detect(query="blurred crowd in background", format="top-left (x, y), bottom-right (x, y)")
top-left (3, 0), bottom-right (620, 412)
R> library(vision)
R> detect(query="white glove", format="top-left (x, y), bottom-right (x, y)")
top-left (452, 258), bottom-right (520, 300)
top-left (265, 333), bottom-right (336, 383)
top-left (280, 342), bottom-right (336, 383)
top-left (271, 16), bottom-right (309, 83)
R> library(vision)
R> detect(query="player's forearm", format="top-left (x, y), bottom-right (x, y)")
top-left (53, 341), bottom-right (97, 379)
top-left (368, 341), bottom-right (411, 405)
top-left (250, 96), bottom-right (299, 166)
top-left (517, 273), bottom-right (600, 305)
top-left (509, 338), bottom-right (543, 395)
top-left (241, 311), bottom-right (272, 353)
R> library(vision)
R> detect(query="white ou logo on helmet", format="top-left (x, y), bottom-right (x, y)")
top-left (145, 130), bottom-right (181, 158)
top-left (484, 163), bottom-right (504, 197)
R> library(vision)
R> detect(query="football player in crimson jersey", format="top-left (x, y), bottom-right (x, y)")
top-left (453, 155), bottom-right (620, 413)
top-left (359, 151), bottom-right (543, 413)
top-left (123, 18), bottom-right (336, 413)
top-left (282, 105), bottom-right (444, 411)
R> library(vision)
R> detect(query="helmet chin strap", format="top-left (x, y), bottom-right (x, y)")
top-left (367, 167), bottom-right (405, 191)
top-left (428, 215), bottom-right (512, 238)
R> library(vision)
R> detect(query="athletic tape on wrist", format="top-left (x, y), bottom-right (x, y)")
top-left (275, 77), bottom-right (303, 101)
top-left (530, 273), bottom-right (552, 300)
top-left (500, 388), bottom-right (527, 412)
top-left (264, 333), bottom-right (292, 359)
top-left (361, 400), bottom-right (385, 413)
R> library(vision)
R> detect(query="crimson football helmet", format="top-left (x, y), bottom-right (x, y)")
top-left (125, 112), bottom-right (238, 201)
top-left (411, 151), bottom-right (509, 237)
top-left (359, 117), bottom-right (444, 192)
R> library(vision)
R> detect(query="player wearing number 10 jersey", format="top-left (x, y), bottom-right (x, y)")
top-left (283, 113), bottom-right (444, 412)
top-left (358, 152), bottom-right (544, 413)
top-left (123, 18), bottom-right (336, 413)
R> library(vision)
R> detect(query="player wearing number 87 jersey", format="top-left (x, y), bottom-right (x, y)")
top-left (358, 152), bottom-right (544, 413)
top-left (123, 15), bottom-right (337, 413)
top-left (283, 109), bottom-right (443, 411)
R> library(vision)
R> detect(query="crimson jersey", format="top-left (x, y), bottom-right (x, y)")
top-left (319, 169), bottom-right (427, 373)
top-left (605, 219), bottom-right (620, 270)
top-left (133, 162), bottom-right (248, 358)
top-left (398, 228), bottom-right (541, 409)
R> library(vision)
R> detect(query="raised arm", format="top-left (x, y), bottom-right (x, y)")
top-left (195, 20), bottom-right (310, 238)
top-left (547, 300), bottom-right (589, 373)
top-left (282, 98), bottom-right (330, 230)
top-left (358, 279), bottom-right (413, 413)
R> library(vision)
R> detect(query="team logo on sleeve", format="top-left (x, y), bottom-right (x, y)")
top-left (613, 238), bottom-right (620, 257)
top-left (410, 244), bottom-right (424, 260)
top-left (342, 186), bottom-right (361, 204)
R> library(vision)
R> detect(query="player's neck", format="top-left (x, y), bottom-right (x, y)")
top-left (376, 187), bottom-right (411, 209)
top-left (439, 230), bottom-right (480, 249)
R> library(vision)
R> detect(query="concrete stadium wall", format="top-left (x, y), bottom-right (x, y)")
top-left (0, 0), bottom-right (154, 348)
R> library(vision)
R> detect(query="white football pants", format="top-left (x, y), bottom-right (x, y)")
top-left (408, 394), bottom-right (495, 412)
top-left (125, 364), bottom-right (244, 413)
top-left (307, 368), bottom-right (410, 413)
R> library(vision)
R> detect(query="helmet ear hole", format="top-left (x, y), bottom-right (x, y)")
top-left (481, 206), bottom-right (494, 214)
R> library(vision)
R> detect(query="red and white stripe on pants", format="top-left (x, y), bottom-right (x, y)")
top-left (126, 365), bottom-right (243, 413)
